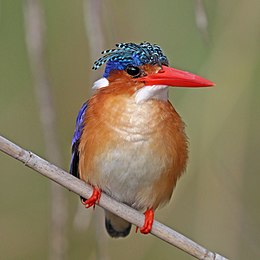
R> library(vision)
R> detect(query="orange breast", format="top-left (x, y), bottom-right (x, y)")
top-left (78, 89), bottom-right (188, 210)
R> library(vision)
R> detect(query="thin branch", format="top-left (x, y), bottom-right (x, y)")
top-left (24, 1), bottom-right (67, 260)
top-left (0, 135), bottom-right (228, 260)
top-left (83, 1), bottom-right (109, 259)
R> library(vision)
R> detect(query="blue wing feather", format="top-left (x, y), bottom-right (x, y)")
top-left (70, 102), bottom-right (88, 178)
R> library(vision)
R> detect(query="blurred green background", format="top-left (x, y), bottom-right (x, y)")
top-left (0, 0), bottom-right (260, 259)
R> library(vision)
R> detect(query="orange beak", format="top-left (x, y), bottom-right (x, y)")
top-left (137, 65), bottom-right (214, 87)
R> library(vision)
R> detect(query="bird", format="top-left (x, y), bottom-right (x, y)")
top-left (70, 42), bottom-right (214, 238)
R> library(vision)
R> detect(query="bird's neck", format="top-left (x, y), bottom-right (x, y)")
top-left (134, 85), bottom-right (169, 103)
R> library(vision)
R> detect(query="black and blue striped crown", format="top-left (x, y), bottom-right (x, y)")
top-left (93, 42), bottom-right (169, 78)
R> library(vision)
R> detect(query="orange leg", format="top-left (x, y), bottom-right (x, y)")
top-left (81, 187), bottom-right (101, 209)
top-left (136, 208), bottom-right (154, 234)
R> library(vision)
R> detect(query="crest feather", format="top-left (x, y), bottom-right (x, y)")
top-left (92, 42), bottom-right (169, 77)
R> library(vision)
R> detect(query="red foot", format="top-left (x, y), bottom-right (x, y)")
top-left (81, 187), bottom-right (101, 209)
top-left (136, 208), bottom-right (154, 234)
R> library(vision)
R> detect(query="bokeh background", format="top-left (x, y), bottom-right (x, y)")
top-left (0, 0), bottom-right (259, 259)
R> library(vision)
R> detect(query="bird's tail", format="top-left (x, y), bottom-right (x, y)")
top-left (105, 210), bottom-right (131, 238)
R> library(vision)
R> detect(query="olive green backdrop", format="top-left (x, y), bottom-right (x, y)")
top-left (0, 0), bottom-right (259, 259)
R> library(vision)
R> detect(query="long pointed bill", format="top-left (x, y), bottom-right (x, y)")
top-left (137, 65), bottom-right (214, 87)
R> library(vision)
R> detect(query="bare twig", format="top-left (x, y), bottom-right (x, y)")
top-left (24, 1), bottom-right (67, 259)
top-left (0, 135), bottom-right (228, 260)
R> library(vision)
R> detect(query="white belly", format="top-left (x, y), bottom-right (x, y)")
top-left (96, 140), bottom-right (166, 210)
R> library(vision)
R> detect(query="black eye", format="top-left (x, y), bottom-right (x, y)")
top-left (125, 65), bottom-right (141, 77)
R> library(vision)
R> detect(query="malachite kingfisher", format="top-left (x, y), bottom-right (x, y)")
top-left (70, 42), bottom-right (214, 238)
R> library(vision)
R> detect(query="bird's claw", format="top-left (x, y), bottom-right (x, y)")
top-left (81, 187), bottom-right (101, 209)
top-left (136, 208), bottom-right (154, 234)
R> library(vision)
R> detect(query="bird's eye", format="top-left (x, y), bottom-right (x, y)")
top-left (125, 65), bottom-right (141, 78)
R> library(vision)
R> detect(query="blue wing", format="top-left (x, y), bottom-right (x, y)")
top-left (70, 102), bottom-right (88, 178)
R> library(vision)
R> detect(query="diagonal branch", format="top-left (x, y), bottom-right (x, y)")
top-left (0, 135), bottom-right (228, 260)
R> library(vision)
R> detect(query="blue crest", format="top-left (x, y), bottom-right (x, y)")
top-left (93, 42), bottom-right (169, 78)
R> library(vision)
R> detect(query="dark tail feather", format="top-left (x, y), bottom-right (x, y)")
top-left (105, 210), bottom-right (131, 238)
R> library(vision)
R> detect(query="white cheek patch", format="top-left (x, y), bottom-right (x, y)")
top-left (92, 77), bottom-right (109, 90)
top-left (134, 85), bottom-right (169, 103)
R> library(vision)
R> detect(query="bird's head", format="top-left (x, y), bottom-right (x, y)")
top-left (92, 42), bottom-right (214, 103)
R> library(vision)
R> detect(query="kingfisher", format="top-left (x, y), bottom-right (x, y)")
top-left (70, 42), bottom-right (214, 238)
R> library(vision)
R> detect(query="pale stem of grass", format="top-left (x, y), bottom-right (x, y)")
top-left (24, 1), bottom-right (67, 259)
